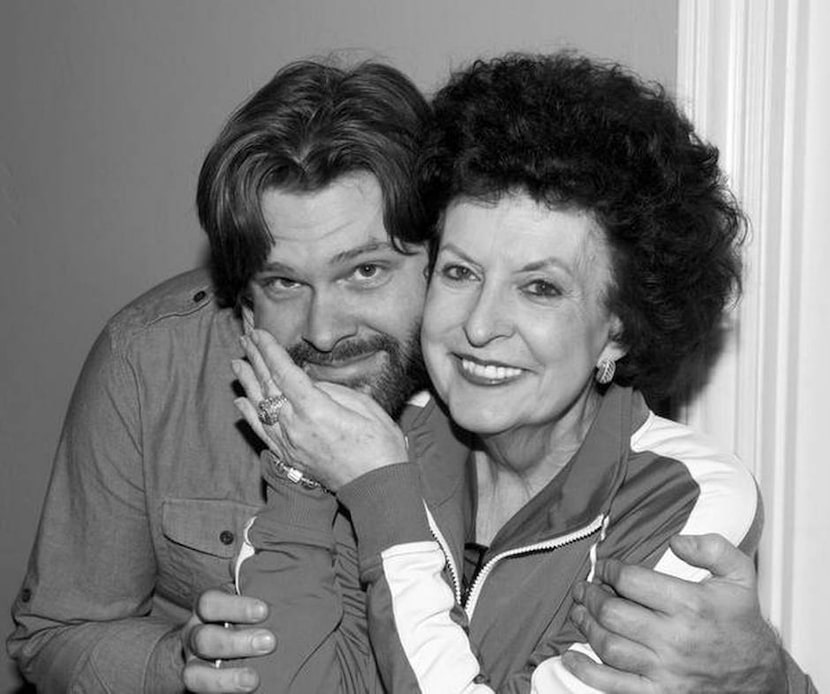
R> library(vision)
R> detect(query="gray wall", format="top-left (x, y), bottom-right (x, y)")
top-left (0, 1), bottom-right (677, 690)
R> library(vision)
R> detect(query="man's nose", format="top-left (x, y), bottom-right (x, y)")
top-left (302, 290), bottom-right (358, 352)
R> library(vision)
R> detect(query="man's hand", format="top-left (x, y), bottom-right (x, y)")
top-left (564, 534), bottom-right (786, 693)
top-left (181, 589), bottom-right (276, 693)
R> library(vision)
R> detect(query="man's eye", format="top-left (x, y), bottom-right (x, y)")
top-left (523, 280), bottom-right (560, 298)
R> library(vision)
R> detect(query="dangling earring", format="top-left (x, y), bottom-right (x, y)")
top-left (595, 359), bottom-right (616, 385)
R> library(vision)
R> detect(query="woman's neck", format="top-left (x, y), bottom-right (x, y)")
top-left (473, 388), bottom-right (602, 545)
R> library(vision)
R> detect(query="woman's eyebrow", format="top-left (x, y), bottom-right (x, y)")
top-left (439, 243), bottom-right (572, 275)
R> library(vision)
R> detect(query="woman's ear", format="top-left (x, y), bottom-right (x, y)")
top-left (601, 314), bottom-right (627, 363)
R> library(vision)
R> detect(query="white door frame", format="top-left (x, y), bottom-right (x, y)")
top-left (675, 0), bottom-right (809, 639)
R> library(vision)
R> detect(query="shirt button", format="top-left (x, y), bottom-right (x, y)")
top-left (193, 290), bottom-right (206, 302)
top-left (20, 588), bottom-right (31, 603)
top-left (219, 530), bottom-right (235, 545)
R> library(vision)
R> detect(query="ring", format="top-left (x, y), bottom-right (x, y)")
top-left (258, 394), bottom-right (288, 426)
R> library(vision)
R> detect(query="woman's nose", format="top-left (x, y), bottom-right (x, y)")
top-left (462, 285), bottom-right (514, 346)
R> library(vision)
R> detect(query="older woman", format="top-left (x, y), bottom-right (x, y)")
top-left (234, 53), bottom-right (759, 692)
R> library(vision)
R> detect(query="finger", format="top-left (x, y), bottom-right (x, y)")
top-left (182, 660), bottom-right (260, 694)
top-left (575, 581), bottom-right (661, 642)
top-left (315, 381), bottom-right (393, 421)
top-left (195, 590), bottom-right (269, 625)
top-left (240, 335), bottom-right (280, 397)
top-left (569, 600), bottom-right (656, 674)
top-left (251, 329), bottom-right (316, 404)
top-left (670, 534), bottom-right (755, 586)
top-left (234, 397), bottom-right (281, 451)
top-left (232, 360), bottom-right (290, 450)
top-left (188, 623), bottom-right (276, 661)
top-left (594, 559), bottom-right (696, 615)
top-left (231, 359), bottom-right (266, 405)
top-left (560, 651), bottom-right (652, 694)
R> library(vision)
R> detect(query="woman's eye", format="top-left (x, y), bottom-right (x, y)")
top-left (524, 280), bottom-right (560, 298)
top-left (267, 277), bottom-right (301, 289)
top-left (441, 264), bottom-right (475, 282)
top-left (354, 264), bottom-right (380, 279)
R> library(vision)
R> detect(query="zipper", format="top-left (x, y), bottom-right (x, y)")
top-left (464, 513), bottom-right (606, 618)
top-left (424, 503), bottom-right (463, 604)
top-left (425, 504), bottom-right (606, 619)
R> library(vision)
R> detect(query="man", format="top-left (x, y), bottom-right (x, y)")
top-left (8, 58), bottom-right (814, 694)
top-left (8, 59), bottom-right (432, 694)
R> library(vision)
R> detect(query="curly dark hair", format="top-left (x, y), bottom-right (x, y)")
top-left (197, 59), bottom-right (433, 307)
top-left (420, 52), bottom-right (747, 399)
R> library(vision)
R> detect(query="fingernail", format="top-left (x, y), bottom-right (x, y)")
top-left (250, 600), bottom-right (268, 620)
top-left (569, 604), bottom-right (585, 626)
top-left (253, 631), bottom-right (275, 652)
top-left (573, 582), bottom-right (585, 602)
top-left (239, 669), bottom-right (258, 689)
top-left (231, 359), bottom-right (241, 375)
top-left (239, 335), bottom-right (248, 349)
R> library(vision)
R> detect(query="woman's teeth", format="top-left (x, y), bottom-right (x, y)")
top-left (460, 358), bottom-right (522, 381)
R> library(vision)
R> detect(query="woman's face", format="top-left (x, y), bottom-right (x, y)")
top-left (421, 194), bottom-right (625, 436)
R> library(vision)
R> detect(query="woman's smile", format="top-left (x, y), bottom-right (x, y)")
top-left (456, 355), bottom-right (525, 386)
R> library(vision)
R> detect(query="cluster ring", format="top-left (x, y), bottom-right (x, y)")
top-left (258, 394), bottom-right (288, 426)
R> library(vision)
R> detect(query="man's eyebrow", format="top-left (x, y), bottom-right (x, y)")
top-left (329, 240), bottom-right (395, 265)
top-left (258, 241), bottom-right (397, 274)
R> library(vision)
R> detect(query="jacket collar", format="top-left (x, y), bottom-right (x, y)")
top-left (404, 385), bottom-right (649, 553)
top-left (400, 393), bottom-right (472, 509)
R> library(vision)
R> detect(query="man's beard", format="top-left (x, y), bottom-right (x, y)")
top-left (286, 328), bottom-right (428, 419)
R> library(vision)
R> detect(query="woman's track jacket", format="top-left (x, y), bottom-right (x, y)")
top-left (238, 385), bottom-right (765, 693)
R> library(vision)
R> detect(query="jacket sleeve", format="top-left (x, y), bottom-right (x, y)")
top-left (338, 463), bottom-right (500, 694)
top-left (6, 325), bottom-right (185, 694)
top-left (522, 422), bottom-right (776, 694)
top-left (234, 455), bottom-right (383, 694)
top-left (340, 464), bottom-right (591, 694)
top-left (523, 425), bottom-right (770, 694)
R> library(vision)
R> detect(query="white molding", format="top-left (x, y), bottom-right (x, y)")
top-left (676, 0), bottom-right (807, 640)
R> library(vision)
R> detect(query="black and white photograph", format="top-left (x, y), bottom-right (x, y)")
top-left (1, 1), bottom-right (826, 692)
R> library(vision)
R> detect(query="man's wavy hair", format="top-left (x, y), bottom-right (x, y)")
top-left (420, 52), bottom-right (747, 400)
top-left (197, 59), bottom-right (433, 308)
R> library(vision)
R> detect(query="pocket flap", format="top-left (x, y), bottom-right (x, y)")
top-left (162, 498), bottom-right (259, 559)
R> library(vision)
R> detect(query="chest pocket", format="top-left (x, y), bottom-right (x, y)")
top-left (160, 498), bottom-right (260, 605)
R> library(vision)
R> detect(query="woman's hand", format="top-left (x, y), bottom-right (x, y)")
top-left (232, 328), bottom-right (408, 491)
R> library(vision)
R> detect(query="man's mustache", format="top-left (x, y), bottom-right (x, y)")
top-left (287, 335), bottom-right (398, 368)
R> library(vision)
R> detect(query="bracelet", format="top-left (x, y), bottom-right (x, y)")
top-left (272, 456), bottom-right (329, 492)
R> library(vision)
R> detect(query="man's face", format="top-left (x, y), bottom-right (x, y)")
top-left (247, 172), bottom-right (429, 417)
